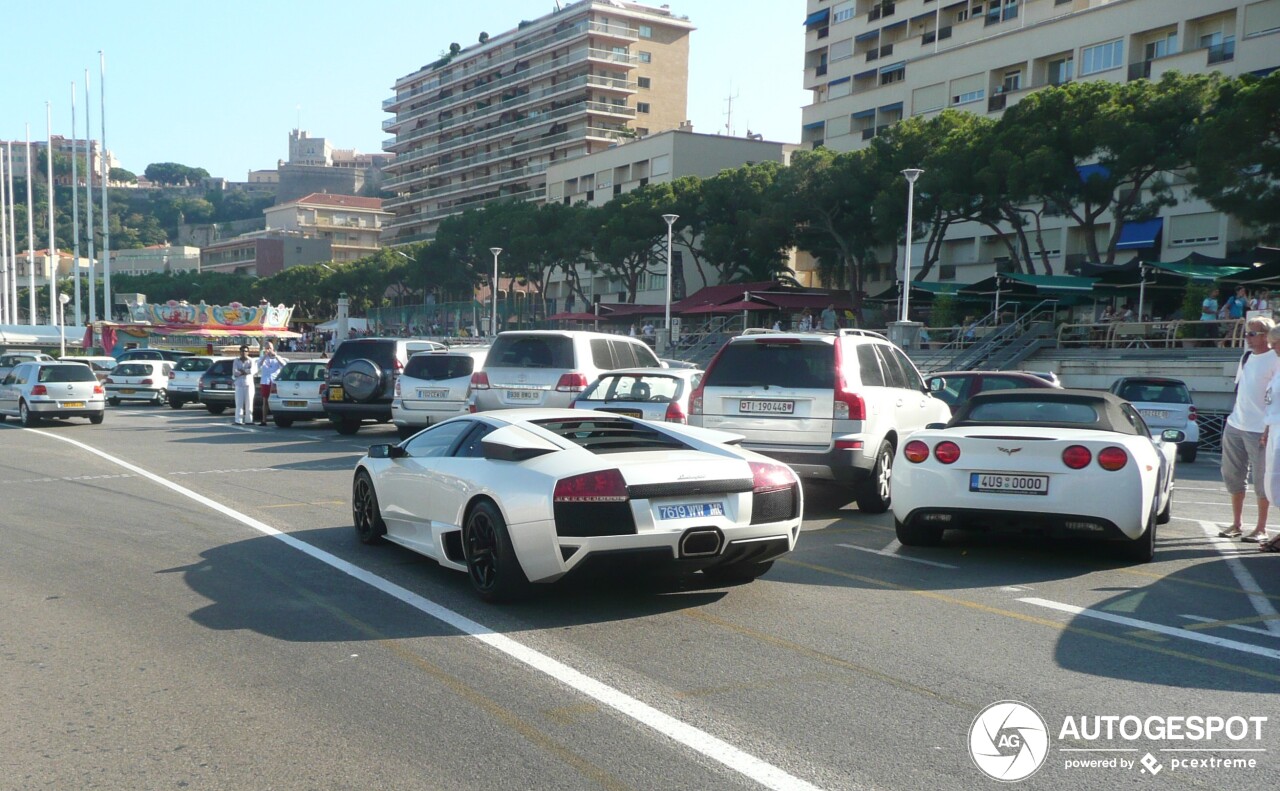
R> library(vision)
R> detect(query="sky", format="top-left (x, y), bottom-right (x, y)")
top-left (1, 0), bottom-right (808, 180)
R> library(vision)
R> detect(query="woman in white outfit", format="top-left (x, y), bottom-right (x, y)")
top-left (232, 344), bottom-right (257, 425)
top-left (1260, 327), bottom-right (1280, 551)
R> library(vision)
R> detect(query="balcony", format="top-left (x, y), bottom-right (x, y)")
top-left (987, 93), bottom-right (1007, 112)
top-left (868, 3), bottom-right (895, 22)
top-left (815, 63), bottom-right (828, 77)
top-left (921, 26), bottom-right (952, 45)
top-left (866, 43), bottom-right (892, 62)
top-left (1206, 39), bottom-right (1235, 65)
top-left (385, 98), bottom-right (616, 157)
top-left (383, 162), bottom-right (550, 209)
top-left (1127, 60), bottom-right (1152, 81)
top-left (385, 128), bottom-right (583, 185)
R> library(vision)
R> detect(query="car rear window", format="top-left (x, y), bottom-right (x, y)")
top-left (967, 400), bottom-right (1101, 425)
top-left (704, 341), bottom-right (834, 389)
top-left (533, 417), bottom-right (688, 453)
top-left (487, 336), bottom-right (574, 369)
top-left (278, 363), bottom-right (326, 382)
top-left (404, 355), bottom-right (476, 380)
top-left (1116, 381), bottom-right (1191, 404)
top-left (206, 360), bottom-right (232, 376)
top-left (39, 365), bottom-right (97, 383)
top-left (176, 358), bottom-right (213, 372)
top-left (580, 373), bottom-right (683, 402)
top-left (330, 341), bottom-right (397, 369)
top-left (114, 363), bottom-right (153, 376)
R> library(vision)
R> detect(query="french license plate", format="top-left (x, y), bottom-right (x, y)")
top-left (1141, 409), bottom-right (1169, 419)
top-left (329, 386), bottom-right (344, 401)
top-left (740, 399), bottom-right (794, 414)
top-left (417, 388), bottom-right (449, 399)
top-left (121, 389), bottom-right (136, 394)
top-left (214, 383), bottom-right (230, 390)
top-left (63, 401), bottom-right (85, 408)
top-left (657, 502), bottom-right (725, 520)
top-left (507, 389), bottom-right (539, 401)
top-left (284, 400), bottom-right (307, 408)
top-left (970, 473), bottom-right (1049, 495)
top-left (607, 409), bottom-right (643, 418)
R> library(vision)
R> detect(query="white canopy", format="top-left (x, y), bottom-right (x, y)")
top-left (0, 324), bottom-right (82, 348)
top-left (313, 317), bottom-right (368, 332)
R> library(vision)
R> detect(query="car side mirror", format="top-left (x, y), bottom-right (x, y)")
top-left (1161, 429), bottom-right (1186, 444)
top-left (928, 376), bottom-right (945, 392)
top-left (368, 444), bottom-right (406, 459)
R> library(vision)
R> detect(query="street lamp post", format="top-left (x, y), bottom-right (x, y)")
top-left (489, 247), bottom-right (502, 337)
top-left (58, 292), bottom-right (70, 357)
top-left (899, 168), bottom-right (924, 324)
top-left (661, 214), bottom-right (678, 332)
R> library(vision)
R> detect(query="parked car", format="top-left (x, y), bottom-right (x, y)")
top-left (571, 368), bottom-right (703, 423)
top-left (268, 358), bottom-right (330, 427)
top-left (167, 356), bottom-right (227, 408)
top-left (0, 351), bottom-right (56, 380)
top-left (1108, 376), bottom-right (1200, 462)
top-left (59, 356), bottom-right (118, 383)
top-left (891, 389), bottom-right (1180, 562)
top-left (322, 338), bottom-right (446, 435)
top-left (688, 328), bottom-right (950, 513)
top-left (392, 348), bottom-right (488, 439)
top-left (351, 409), bottom-right (803, 602)
top-left (926, 370), bottom-right (1061, 414)
top-left (0, 361), bottom-right (105, 426)
top-left (104, 360), bottom-right (174, 405)
top-left (470, 331), bottom-right (662, 413)
top-left (115, 348), bottom-right (195, 363)
top-left (198, 358), bottom-right (261, 418)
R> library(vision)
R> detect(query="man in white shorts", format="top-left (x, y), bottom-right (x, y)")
top-left (1220, 316), bottom-right (1277, 540)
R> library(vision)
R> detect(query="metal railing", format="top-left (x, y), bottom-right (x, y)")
top-left (1056, 318), bottom-right (1245, 349)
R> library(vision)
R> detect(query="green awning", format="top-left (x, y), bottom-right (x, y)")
top-left (1146, 262), bottom-right (1251, 282)
top-left (1003, 273), bottom-right (1099, 291)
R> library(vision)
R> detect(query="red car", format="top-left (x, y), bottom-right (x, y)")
top-left (926, 370), bottom-right (1061, 413)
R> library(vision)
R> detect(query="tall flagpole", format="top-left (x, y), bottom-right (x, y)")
top-left (26, 125), bottom-right (36, 325)
top-left (71, 82), bottom-right (82, 328)
top-left (100, 51), bottom-right (111, 323)
top-left (0, 154), bottom-right (8, 325)
top-left (7, 144), bottom-right (17, 322)
top-left (85, 71), bottom-right (96, 327)
top-left (48, 102), bottom-right (59, 329)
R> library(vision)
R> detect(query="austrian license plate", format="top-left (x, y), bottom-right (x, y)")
top-left (62, 401), bottom-right (85, 408)
top-left (284, 400), bottom-right (307, 408)
top-left (329, 386), bottom-right (344, 401)
top-left (417, 388), bottom-right (449, 399)
top-left (121, 389), bottom-right (136, 394)
top-left (1141, 409), bottom-right (1169, 419)
top-left (657, 502), bottom-right (726, 520)
top-left (969, 473), bottom-right (1049, 495)
top-left (740, 399), bottom-right (794, 414)
top-left (507, 389), bottom-right (539, 401)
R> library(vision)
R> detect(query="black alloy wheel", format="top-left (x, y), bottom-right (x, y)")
top-left (462, 501), bottom-right (529, 603)
top-left (352, 472), bottom-right (386, 544)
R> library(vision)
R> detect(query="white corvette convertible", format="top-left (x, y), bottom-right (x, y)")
top-left (891, 389), bottom-right (1181, 562)
top-left (352, 409), bottom-right (803, 601)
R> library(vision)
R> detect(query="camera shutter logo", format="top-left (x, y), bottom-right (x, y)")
top-left (969, 701), bottom-right (1050, 782)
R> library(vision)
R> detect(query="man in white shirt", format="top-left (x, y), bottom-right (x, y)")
top-left (1220, 316), bottom-right (1278, 540)
top-left (256, 342), bottom-right (288, 427)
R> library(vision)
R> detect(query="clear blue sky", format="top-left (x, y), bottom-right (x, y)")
top-left (2, 1), bottom-right (807, 180)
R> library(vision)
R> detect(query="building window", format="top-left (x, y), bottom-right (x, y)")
top-left (939, 264), bottom-right (957, 280)
top-left (952, 88), bottom-right (984, 105)
top-left (636, 102), bottom-right (650, 113)
top-left (637, 76), bottom-right (651, 89)
top-left (1049, 57), bottom-right (1074, 85)
top-left (880, 69), bottom-right (904, 86)
top-left (832, 1), bottom-right (855, 24)
top-left (638, 51), bottom-right (652, 63)
top-left (1081, 40), bottom-right (1123, 75)
top-left (639, 24), bottom-right (652, 38)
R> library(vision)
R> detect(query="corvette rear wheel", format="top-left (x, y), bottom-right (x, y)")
top-left (854, 440), bottom-right (894, 514)
top-left (895, 517), bottom-right (944, 547)
top-left (1120, 508), bottom-right (1157, 563)
top-left (463, 500), bottom-right (529, 603)
top-left (352, 472), bottom-right (386, 545)
top-left (1156, 489), bottom-right (1172, 525)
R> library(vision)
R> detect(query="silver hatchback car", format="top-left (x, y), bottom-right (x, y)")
top-left (268, 359), bottom-right (330, 428)
top-left (392, 348), bottom-right (488, 439)
top-left (0, 361), bottom-right (106, 426)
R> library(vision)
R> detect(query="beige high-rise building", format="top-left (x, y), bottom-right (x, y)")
top-left (264, 193), bottom-right (391, 263)
top-left (381, 0), bottom-right (694, 245)
top-left (801, 0), bottom-right (1280, 286)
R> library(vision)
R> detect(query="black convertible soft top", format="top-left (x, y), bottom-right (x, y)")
top-left (948, 388), bottom-right (1140, 435)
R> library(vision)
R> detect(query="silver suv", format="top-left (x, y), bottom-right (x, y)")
top-left (688, 329), bottom-right (949, 513)
top-left (392, 347), bottom-right (488, 439)
top-left (470, 331), bottom-right (661, 412)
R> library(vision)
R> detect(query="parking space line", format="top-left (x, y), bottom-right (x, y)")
top-left (1019, 598), bottom-right (1280, 660)
top-left (27, 427), bottom-right (828, 791)
top-left (1180, 614), bottom-right (1280, 639)
top-left (1197, 520), bottom-right (1280, 636)
top-left (837, 543), bottom-right (959, 569)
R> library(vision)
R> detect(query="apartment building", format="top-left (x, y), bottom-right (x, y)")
top-left (1, 136), bottom-right (114, 186)
top-left (199, 231), bottom-right (332, 278)
top-left (800, 0), bottom-right (1280, 287)
top-left (263, 193), bottom-right (391, 263)
top-left (381, 0), bottom-right (694, 244)
top-left (110, 245), bottom-right (201, 276)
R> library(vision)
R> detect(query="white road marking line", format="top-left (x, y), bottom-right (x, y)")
top-left (837, 543), bottom-right (959, 569)
top-left (1179, 614), bottom-right (1280, 639)
top-left (1197, 520), bottom-right (1280, 636)
top-left (25, 427), bottom-right (827, 791)
top-left (1019, 597), bottom-right (1280, 660)
top-left (1173, 486), bottom-right (1231, 493)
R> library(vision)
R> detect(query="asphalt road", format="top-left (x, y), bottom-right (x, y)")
top-left (2, 405), bottom-right (1277, 791)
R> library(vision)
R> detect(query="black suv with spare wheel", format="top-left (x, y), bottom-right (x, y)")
top-left (322, 338), bottom-right (445, 434)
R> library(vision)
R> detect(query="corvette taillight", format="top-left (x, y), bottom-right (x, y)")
top-left (903, 440), bottom-right (929, 463)
top-left (1097, 446), bottom-right (1128, 471)
top-left (934, 441), bottom-right (961, 464)
top-left (553, 469), bottom-right (628, 502)
top-left (1062, 445), bottom-right (1092, 469)
top-left (749, 461), bottom-right (796, 493)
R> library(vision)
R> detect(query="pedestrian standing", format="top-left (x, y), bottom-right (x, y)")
top-left (232, 344), bottom-right (257, 426)
top-left (1259, 325), bottom-right (1280, 550)
top-left (1220, 316), bottom-right (1277, 540)
top-left (820, 303), bottom-right (838, 331)
top-left (257, 342), bottom-right (287, 427)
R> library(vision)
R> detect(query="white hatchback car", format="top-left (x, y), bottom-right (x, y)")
top-left (392, 348), bottom-right (488, 439)
top-left (268, 358), bottom-right (330, 428)
top-left (0, 361), bottom-right (106, 426)
top-left (571, 368), bottom-right (703, 423)
top-left (105, 360), bottom-right (173, 405)
top-left (167, 356), bottom-right (228, 408)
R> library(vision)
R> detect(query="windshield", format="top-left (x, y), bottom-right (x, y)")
top-left (579, 374), bottom-right (687, 402)
top-left (704, 342), bottom-right (834, 389)
top-left (278, 363), bottom-right (326, 382)
top-left (38, 365), bottom-right (97, 383)
top-left (114, 363), bottom-right (154, 377)
top-left (404, 355), bottom-right (476, 381)
top-left (487, 336), bottom-right (574, 369)
top-left (1116, 381), bottom-right (1192, 404)
top-left (967, 400), bottom-right (1102, 425)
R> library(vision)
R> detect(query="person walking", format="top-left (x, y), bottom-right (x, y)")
top-left (256, 342), bottom-right (287, 427)
top-left (1220, 316), bottom-right (1277, 540)
top-left (232, 344), bottom-right (257, 426)
top-left (1259, 325), bottom-right (1280, 551)
top-left (820, 303), bottom-right (838, 331)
